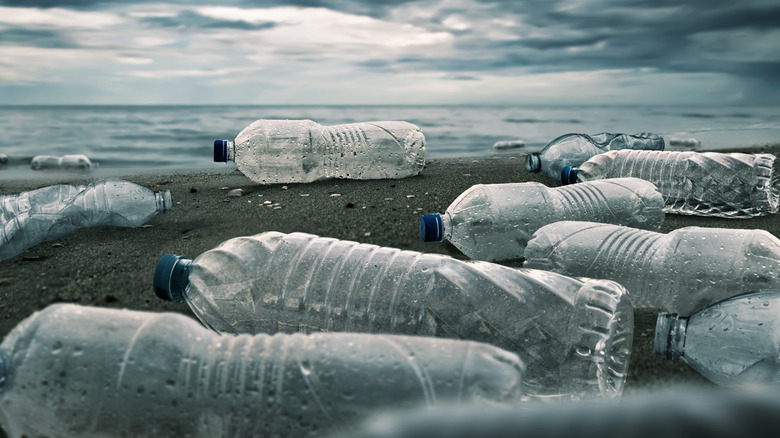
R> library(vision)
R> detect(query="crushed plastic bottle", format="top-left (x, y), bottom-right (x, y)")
top-left (154, 231), bottom-right (634, 401)
top-left (524, 221), bottom-right (780, 315)
top-left (525, 132), bottom-right (664, 183)
top-left (30, 154), bottom-right (97, 172)
top-left (655, 290), bottom-right (780, 387)
top-left (564, 150), bottom-right (780, 218)
top-left (0, 303), bottom-right (524, 438)
top-left (214, 119), bottom-right (426, 184)
top-left (0, 178), bottom-right (171, 261)
top-left (420, 178), bottom-right (664, 262)
top-left (492, 140), bottom-right (525, 150)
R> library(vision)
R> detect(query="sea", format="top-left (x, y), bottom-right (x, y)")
top-left (1, 105), bottom-right (779, 176)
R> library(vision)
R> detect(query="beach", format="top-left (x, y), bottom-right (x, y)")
top-left (2, 151), bottom-right (780, 419)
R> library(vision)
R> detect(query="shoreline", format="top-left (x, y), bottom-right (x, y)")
top-left (2, 152), bottom-right (780, 401)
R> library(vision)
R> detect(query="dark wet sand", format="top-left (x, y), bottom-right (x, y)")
top-left (1, 151), bottom-right (779, 431)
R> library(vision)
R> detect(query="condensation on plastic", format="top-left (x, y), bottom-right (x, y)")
top-left (655, 290), bottom-right (780, 387)
top-left (524, 221), bottom-right (780, 315)
top-left (0, 304), bottom-right (524, 438)
top-left (574, 150), bottom-right (780, 218)
top-left (431, 178), bottom-right (664, 262)
top-left (167, 231), bottom-right (634, 401)
top-left (227, 119), bottom-right (426, 184)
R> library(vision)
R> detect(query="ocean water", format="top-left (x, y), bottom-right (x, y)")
top-left (0, 105), bottom-right (778, 173)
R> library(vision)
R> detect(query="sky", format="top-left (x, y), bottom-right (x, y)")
top-left (0, 0), bottom-right (778, 105)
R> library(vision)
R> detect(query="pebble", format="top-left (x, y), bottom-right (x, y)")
top-left (263, 201), bottom-right (272, 205)
top-left (51, 243), bottom-right (65, 248)
top-left (406, 195), bottom-right (415, 198)
top-left (227, 189), bottom-right (244, 197)
top-left (220, 186), bottom-right (230, 190)
top-left (281, 186), bottom-right (288, 190)
top-left (300, 194), bottom-right (310, 197)
top-left (330, 193), bottom-right (342, 197)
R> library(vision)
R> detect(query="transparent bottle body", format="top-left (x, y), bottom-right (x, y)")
top-left (440, 178), bottom-right (664, 262)
top-left (524, 221), bottom-right (780, 315)
top-left (534, 133), bottom-right (663, 182)
top-left (0, 303), bottom-right (524, 438)
top-left (575, 150), bottom-right (780, 218)
top-left (232, 119), bottom-right (426, 184)
top-left (0, 179), bottom-right (170, 261)
top-left (179, 231), bottom-right (633, 401)
top-left (664, 290), bottom-right (780, 387)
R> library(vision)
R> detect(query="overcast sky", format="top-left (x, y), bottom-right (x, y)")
top-left (0, 0), bottom-right (778, 105)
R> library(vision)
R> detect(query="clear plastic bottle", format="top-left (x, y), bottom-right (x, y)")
top-left (0, 304), bottom-right (524, 438)
top-left (524, 221), bottom-right (780, 315)
top-left (419, 178), bottom-right (664, 262)
top-left (0, 178), bottom-right (171, 261)
top-left (564, 150), bottom-right (780, 218)
top-left (214, 119), bottom-right (426, 184)
top-left (525, 132), bottom-right (664, 183)
top-left (154, 231), bottom-right (634, 401)
top-left (30, 154), bottom-right (97, 172)
top-left (655, 290), bottom-right (780, 387)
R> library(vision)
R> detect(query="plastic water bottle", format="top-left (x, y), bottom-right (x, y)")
top-left (0, 304), bottom-right (524, 438)
top-left (655, 289), bottom-right (780, 387)
top-left (30, 154), bottom-right (97, 172)
top-left (524, 221), bottom-right (780, 315)
top-left (154, 231), bottom-right (634, 401)
top-left (525, 132), bottom-right (664, 183)
top-left (419, 178), bottom-right (664, 262)
top-left (0, 178), bottom-right (171, 261)
top-left (214, 119), bottom-right (426, 184)
top-left (564, 150), bottom-right (780, 218)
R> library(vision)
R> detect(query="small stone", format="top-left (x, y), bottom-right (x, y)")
top-left (0, 278), bottom-right (10, 286)
top-left (273, 206), bottom-right (282, 210)
top-left (281, 186), bottom-right (288, 190)
top-left (52, 243), bottom-right (65, 248)
top-left (406, 195), bottom-right (415, 198)
top-left (384, 198), bottom-right (393, 201)
top-left (140, 224), bottom-right (153, 228)
top-left (364, 232), bottom-right (371, 237)
top-left (263, 201), bottom-right (272, 205)
top-left (300, 194), bottom-right (310, 197)
top-left (330, 193), bottom-right (341, 197)
top-left (189, 187), bottom-right (198, 193)
top-left (227, 189), bottom-right (244, 197)
top-left (345, 203), bottom-right (355, 208)
top-left (463, 174), bottom-right (471, 177)
top-left (220, 186), bottom-right (230, 190)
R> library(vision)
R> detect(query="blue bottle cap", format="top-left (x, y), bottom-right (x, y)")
top-left (214, 140), bottom-right (229, 163)
top-left (153, 254), bottom-right (192, 303)
top-left (525, 153), bottom-right (541, 173)
top-left (561, 166), bottom-right (578, 185)
top-left (420, 214), bottom-right (445, 242)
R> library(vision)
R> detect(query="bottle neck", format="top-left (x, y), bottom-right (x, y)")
top-left (654, 313), bottom-right (688, 360)
top-left (155, 190), bottom-right (172, 213)
top-left (226, 141), bottom-right (236, 162)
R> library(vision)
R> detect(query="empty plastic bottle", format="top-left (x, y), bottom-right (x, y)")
top-left (154, 231), bottom-right (634, 401)
top-left (655, 290), bottom-right (780, 387)
top-left (0, 178), bottom-right (171, 261)
top-left (524, 221), bottom-right (780, 315)
top-left (564, 150), bottom-right (780, 218)
top-left (0, 304), bottom-right (524, 438)
top-left (214, 119), bottom-right (426, 184)
top-left (30, 154), bottom-right (96, 172)
top-left (419, 178), bottom-right (664, 262)
top-left (525, 132), bottom-right (664, 183)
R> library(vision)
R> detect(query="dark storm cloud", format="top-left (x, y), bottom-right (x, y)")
top-left (0, 28), bottom-right (79, 48)
top-left (140, 10), bottom-right (276, 31)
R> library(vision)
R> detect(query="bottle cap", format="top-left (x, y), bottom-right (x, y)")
top-left (153, 254), bottom-right (192, 303)
top-left (525, 153), bottom-right (541, 173)
top-left (654, 313), bottom-right (685, 360)
top-left (214, 140), bottom-right (229, 163)
top-left (561, 166), bottom-right (577, 185)
top-left (420, 214), bottom-right (444, 242)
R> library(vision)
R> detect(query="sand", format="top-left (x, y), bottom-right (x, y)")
top-left (1, 151), bottom-right (779, 419)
